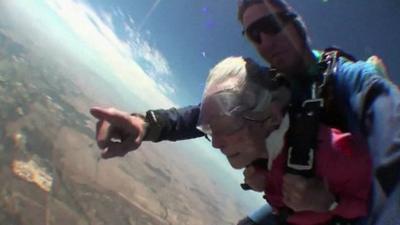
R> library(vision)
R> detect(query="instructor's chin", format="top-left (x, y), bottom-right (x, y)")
top-left (229, 161), bottom-right (246, 169)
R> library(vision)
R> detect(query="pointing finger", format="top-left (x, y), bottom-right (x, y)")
top-left (90, 107), bottom-right (108, 119)
top-left (90, 107), bottom-right (129, 127)
top-left (96, 120), bottom-right (111, 149)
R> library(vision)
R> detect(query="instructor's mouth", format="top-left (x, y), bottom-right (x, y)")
top-left (227, 152), bottom-right (240, 159)
top-left (272, 51), bottom-right (285, 60)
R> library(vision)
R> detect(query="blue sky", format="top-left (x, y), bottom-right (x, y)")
top-left (84, 0), bottom-right (253, 105)
top-left (81, 0), bottom-right (400, 106)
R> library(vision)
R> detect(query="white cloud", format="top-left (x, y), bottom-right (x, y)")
top-left (112, 7), bottom-right (124, 18)
top-left (42, 0), bottom-right (176, 108)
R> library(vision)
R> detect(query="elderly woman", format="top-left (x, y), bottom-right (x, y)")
top-left (196, 56), bottom-right (371, 225)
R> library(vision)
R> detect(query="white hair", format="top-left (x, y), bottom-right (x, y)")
top-left (204, 56), bottom-right (249, 95)
top-left (202, 56), bottom-right (290, 118)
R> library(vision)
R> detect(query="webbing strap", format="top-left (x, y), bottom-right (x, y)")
top-left (286, 98), bottom-right (322, 177)
top-left (280, 49), bottom-right (356, 224)
top-left (286, 50), bottom-right (339, 177)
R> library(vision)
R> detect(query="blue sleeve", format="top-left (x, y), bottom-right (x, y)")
top-left (333, 58), bottom-right (400, 194)
top-left (334, 59), bottom-right (387, 131)
top-left (146, 104), bottom-right (205, 142)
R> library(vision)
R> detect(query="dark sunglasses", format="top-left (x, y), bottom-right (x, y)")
top-left (242, 12), bottom-right (297, 44)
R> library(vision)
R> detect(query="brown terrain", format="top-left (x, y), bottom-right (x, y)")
top-left (0, 30), bottom-right (259, 225)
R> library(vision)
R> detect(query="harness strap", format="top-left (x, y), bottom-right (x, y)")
top-left (279, 48), bottom-right (358, 224)
top-left (285, 51), bottom-right (337, 177)
top-left (285, 48), bottom-right (348, 177)
top-left (286, 98), bottom-right (322, 177)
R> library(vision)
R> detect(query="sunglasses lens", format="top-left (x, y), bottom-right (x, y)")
top-left (264, 20), bottom-right (282, 34)
top-left (247, 29), bottom-right (261, 44)
top-left (243, 12), bottom-right (296, 44)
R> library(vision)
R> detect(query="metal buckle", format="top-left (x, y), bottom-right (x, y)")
top-left (287, 147), bottom-right (314, 170)
top-left (302, 98), bottom-right (324, 109)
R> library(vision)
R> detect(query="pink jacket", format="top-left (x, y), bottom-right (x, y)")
top-left (264, 126), bottom-right (372, 225)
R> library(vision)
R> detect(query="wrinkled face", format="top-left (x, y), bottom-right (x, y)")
top-left (241, 3), bottom-right (306, 74)
top-left (209, 115), bottom-right (268, 169)
top-left (199, 95), bottom-right (284, 169)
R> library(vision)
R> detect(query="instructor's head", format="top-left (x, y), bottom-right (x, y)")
top-left (238, 0), bottom-right (312, 74)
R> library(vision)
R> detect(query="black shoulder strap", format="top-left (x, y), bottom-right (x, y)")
top-left (323, 46), bottom-right (357, 62)
top-left (319, 48), bottom-right (357, 131)
top-left (282, 48), bottom-right (357, 223)
top-left (285, 49), bottom-right (341, 177)
top-left (286, 98), bottom-right (322, 177)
